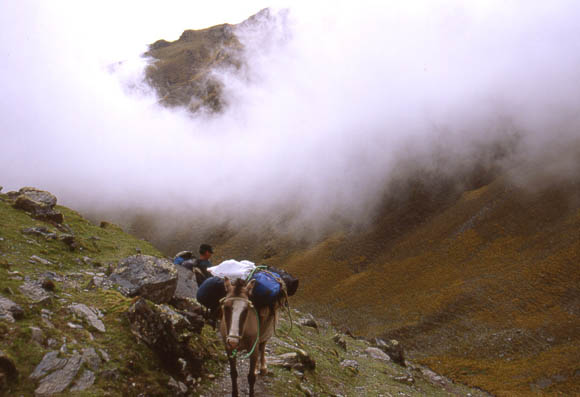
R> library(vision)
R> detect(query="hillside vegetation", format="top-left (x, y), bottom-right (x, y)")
top-left (213, 171), bottom-right (580, 396)
top-left (1, 188), bottom-right (489, 396)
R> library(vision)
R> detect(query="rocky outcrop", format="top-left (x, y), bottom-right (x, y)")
top-left (0, 295), bottom-right (24, 323)
top-left (126, 298), bottom-right (204, 377)
top-left (11, 187), bottom-right (63, 223)
top-left (110, 255), bottom-right (177, 303)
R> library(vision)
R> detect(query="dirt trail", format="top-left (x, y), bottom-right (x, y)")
top-left (202, 354), bottom-right (276, 397)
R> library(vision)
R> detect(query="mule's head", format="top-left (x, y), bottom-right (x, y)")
top-left (221, 277), bottom-right (256, 350)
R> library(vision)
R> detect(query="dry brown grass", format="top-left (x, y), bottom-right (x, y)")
top-left (214, 175), bottom-right (580, 395)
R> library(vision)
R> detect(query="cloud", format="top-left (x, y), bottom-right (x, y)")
top-left (1, 1), bottom-right (580, 239)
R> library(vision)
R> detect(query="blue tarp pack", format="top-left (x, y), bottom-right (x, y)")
top-left (251, 270), bottom-right (282, 307)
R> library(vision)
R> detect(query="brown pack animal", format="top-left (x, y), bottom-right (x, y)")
top-left (219, 277), bottom-right (279, 397)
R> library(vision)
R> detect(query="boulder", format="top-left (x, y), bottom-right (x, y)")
top-left (0, 295), bottom-right (24, 322)
top-left (69, 304), bottom-right (105, 333)
top-left (365, 347), bottom-right (391, 361)
top-left (69, 369), bottom-right (95, 392)
top-left (29, 351), bottom-right (66, 380)
top-left (168, 296), bottom-right (205, 334)
top-left (19, 281), bottom-right (51, 304)
top-left (298, 315), bottom-right (318, 329)
top-left (81, 348), bottom-right (101, 371)
top-left (34, 351), bottom-right (82, 396)
top-left (12, 187), bottom-right (63, 223)
top-left (110, 255), bottom-right (177, 303)
top-left (268, 349), bottom-right (316, 371)
top-left (174, 264), bottom-right (197, 299)
top-left (376, 338), bottom-right (406, 366)
top-left (126, 298), bottom-right (204, 377)
top-left (0, 350), bottom-right (18, 388)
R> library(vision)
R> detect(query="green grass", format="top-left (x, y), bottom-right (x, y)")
top-left (0, 194), bottom-right (223, 396)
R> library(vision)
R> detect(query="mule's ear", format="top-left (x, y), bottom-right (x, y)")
top-left (224, 277), bottom-right (232, 291)
top-left (246, 279), bottom-right (256, 295)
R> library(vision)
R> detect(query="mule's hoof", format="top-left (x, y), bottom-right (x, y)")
top-left (260, 367), bottom-right (268, 376)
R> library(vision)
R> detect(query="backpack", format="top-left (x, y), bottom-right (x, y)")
top-left (265, 265), bottom-right (299, 297)
top-left (173, 251), bottom-right (194, 266)
top-left (196, 276), bottom-right (226, 311)
top-left (250, 270), bottom-right (282, 307)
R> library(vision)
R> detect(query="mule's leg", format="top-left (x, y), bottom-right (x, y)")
top-left (259, 342), bottom-right (268, 375)
top-left (228, 356), bottom-right (238, 397)
top-left (248, 353), bottom-right (258, 397)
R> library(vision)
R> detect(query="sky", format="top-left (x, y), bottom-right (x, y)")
top-left (1, 1), bottom-right (580, 236)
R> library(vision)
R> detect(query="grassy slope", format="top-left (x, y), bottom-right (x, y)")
top-left (0, 195), bottom-right (224, 396)
top-left (2, 192), bottom-right (488, 396)
top-left (213, 175), bottom-right (580, 396)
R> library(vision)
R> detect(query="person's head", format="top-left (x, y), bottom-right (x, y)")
top-left (199, 244), bottom-right (213, 260)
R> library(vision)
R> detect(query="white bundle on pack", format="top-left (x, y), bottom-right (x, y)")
top-left (207, 259), bottom-right (256, 280)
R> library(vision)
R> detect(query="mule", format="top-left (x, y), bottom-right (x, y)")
top-left (219, 277), bottom-right (279, 397)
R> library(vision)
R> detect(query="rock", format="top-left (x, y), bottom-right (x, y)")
top-left (29, 351), bottom-right (66, 380)
top-left (110, 255), bottom-right (178, 303)
top-left (87, 276), bottom-right (107, 289)
top-left (126, 298), bottom-right (204, 377)
top-left (0, 350), bottom-right (18, 386)
top-left (30, 326), bottom-right (45, 345)
top-left (12, 187), bottom-right (63, 223)
top-left (174, 264), bottom-right (198, 299)
top-left (58, 234), bottom-right (76, 251)
top-left (69, 304), bottom-right (105, 333)
top-left (299, 315), bottom-right (318, 329)
top-left (30, 255), bottom-right (53, 266)
top-left (168, 296), bottom-right (205, 334)
top-left (70, 369), bottom-right (95, 392)
top-left (332, 334), bottom-right (347, 351)
top-left (0, 295), bottom-right (24, 322)
top-left (340, 359), bottom-right (359, 373)
top-left (269, 349), bottom-right (316, 371)
top-left (81, 348), bottom-right (101, 371)
top-left (376, 338), bottom-right (406, 366)
top-left (20, 281), bottom-right (52, 303)
top-left (98, 349), bottom-right (110, 362)
top-left (34, 352), bottom-right (82, 395)
top-left (365, 347), bottom-right (391, 361)
top-left (40, 272), bottom-right (62, 282)
top-left (394, 375), bottom-right (415, 385)
top-left (168, 376), bottom-right (188, 395)
top-left (21, 227), bottom-right (57, 240)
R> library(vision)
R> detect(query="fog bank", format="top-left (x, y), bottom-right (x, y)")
top-left (1, 1), bottom-right (580, 241)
